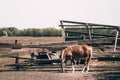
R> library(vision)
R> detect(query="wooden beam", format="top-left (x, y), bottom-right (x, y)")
top-left (35, 59), bottom-right (61, 64)
top-left (98, 57), bottom-right (120, 61)
top-left (65, 27), bottom-right (115, 30)
top-left (65, 31), bottom-right (115, 37)
top-left (60, 20), bottom-right (66, 42)
top-left (78, 37), bottom-right (115, 45)
top-left (86, 23), bottom-right (92, 39)
top-left (114, 31), bottom-right (119, 52)
top-left (59, 24), bottom-right (85, 27)
top-left (61, 20), bottom-right (120, 30)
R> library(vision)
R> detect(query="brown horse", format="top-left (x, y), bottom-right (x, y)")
top-left (61, 45), bottom-right (92, 73)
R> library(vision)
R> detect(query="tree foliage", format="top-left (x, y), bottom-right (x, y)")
top-left (2, 31), bottom-right (8, 36)
top-left (0, 27), bottom-right (62, 37)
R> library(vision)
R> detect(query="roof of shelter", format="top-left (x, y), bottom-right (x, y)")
top-left (59, 20), bottom-right (120, 31)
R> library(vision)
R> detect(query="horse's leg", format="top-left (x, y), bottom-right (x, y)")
top-left (82, 65), bottom-right (86, 73)
top-left (86, 56), bottom-right (91, 72)
top-left (82, 58), bottom-right (88, 73)
top-left (72, 63), bottom-right (75, 73)
top-left (61, 62), bottom-right (65, 72)
top-left (78, 58), bottom-right (81, 64)
top-left (86, 64), bottom-right (89, 72)
top-left (71, 59), bottom-right (75, 73)
top-left (61, 57), bottom-right (66, 72)
top-left (86, 53), bottom-right (92, 72)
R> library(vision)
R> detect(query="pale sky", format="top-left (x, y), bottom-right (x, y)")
top-left (0, 0), bottom-right (120, 29)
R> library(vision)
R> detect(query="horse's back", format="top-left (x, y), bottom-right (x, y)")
top-left (68, 45), bottom-right (92, 52)
top-left (82, 45), bottom-right (92, 52)
top-left (68, 45), bottom-right (92, 57)
top-left (82, 45), bottom-right (92, 50)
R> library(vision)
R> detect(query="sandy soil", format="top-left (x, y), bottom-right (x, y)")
top-left (0, 71), bottom-right (103, 80)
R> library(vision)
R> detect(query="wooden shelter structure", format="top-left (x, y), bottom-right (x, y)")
top-left (59, 20), bottom-right (120, 52)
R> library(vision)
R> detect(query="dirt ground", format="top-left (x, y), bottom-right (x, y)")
top-left (0, 36), bottom-right (63, 44)
top-left (0, 70), bottom-right (120, 80)
top-left (0, 71), bottom-right (96, 80)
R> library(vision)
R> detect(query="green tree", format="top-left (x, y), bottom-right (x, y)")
top-left (7, 27), bottom-right (20, 36)
top-left (42, 27), bottom-right (61, 36)
top-left (0, 27), bottom-right (62, 37)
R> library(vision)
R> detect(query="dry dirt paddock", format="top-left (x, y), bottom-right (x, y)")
top-left (0, 69), bottom-right (120, 80)
top-left (0, 71), bottom-right (104, 80)
top-left (0, 37), bottom-right (120, 80)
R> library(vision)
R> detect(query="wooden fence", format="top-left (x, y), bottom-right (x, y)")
top-left (59, 20), bottom-right (120, 52)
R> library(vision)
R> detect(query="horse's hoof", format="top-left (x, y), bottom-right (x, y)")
top-left (72, 71), bottom-right (75, 73)
top-left (61, 70), bottom-right (64, 73)
top-left (86, 71), bottom-right (88, 73)
top-left (86, 70), bottom-right (89, 73)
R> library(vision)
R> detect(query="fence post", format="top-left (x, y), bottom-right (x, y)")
top-left (15, 57), bottom-right (20, 71)
top-left (60, 20), bottom-right (66, 42)
top-left (15, 40), bottom-right (18, 44)
top-left (114, 30), bottom-right (119, 52)
top-left (86, 23), bottom-right (92, 40)
top-left (30, 53), bottom-right (35, 63)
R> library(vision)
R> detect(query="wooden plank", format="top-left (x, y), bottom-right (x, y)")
top-left (65, 36), bottom-right (108, 39)
top-left (23, 41), bottom-right (77, 51)
top-left (114, 31), bottom-right (119, 52)
top-left (0, 43), bottom-right (22, 49)
top-left (86, 24), bottom-right (92, 39)
top-left (5, 63), bottom-right (35, 67)
top-left (65, 37), bottom-right (83, 41)
top-left (92, 52), bottom-right (120, 58)
top-left (98, 57), bottom-right (120, 61)
top-left (35, 59), bottom-right (61, 64)
top-left (63, 27), bottom-right (115, 30)
top-left (65, 30), bottom-right (115, 37)
top-left (59, 24), bottom-right (84, 27)
top-left (8, 56), bottom-right (32, 60)
top-left (78, 38), bottom-right (115, 45)
top-left (12, 43), bottom-right (22, 49)
top-left (60, 20), bottom-right (66, 42)
top-left (61, 20), bottom-right (120, 30)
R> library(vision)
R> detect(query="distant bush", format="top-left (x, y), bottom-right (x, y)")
top-left (2, 31), bottom-right (8, 36)
top-left (0, 27), bottom-right (62, 37)
top-left (42, 27), bottom-right (61, 36)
